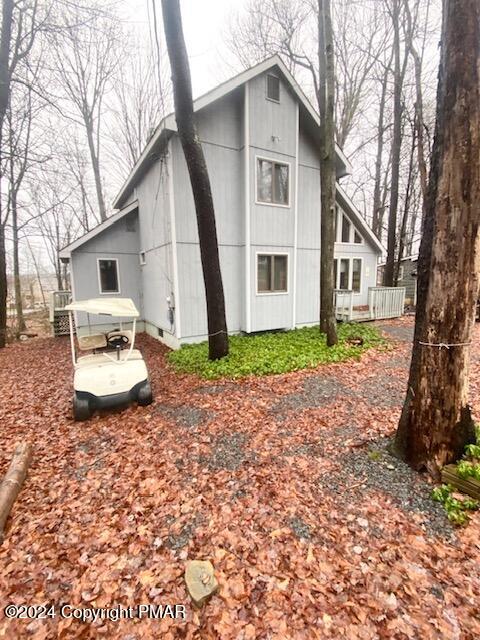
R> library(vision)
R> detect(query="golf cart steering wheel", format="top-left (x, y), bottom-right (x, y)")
top-left (107, 333), bottom-right (129, 348)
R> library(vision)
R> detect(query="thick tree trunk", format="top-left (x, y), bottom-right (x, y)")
top-left (384, 0), bottom-right (402, 287)
top-left (0, 442), bottom-right (32, 542)
top-left (318, 0), bottom-right (337, 346)
top-left (392, 0), bottom-right (480, 477)
top-left (85, 115), bottom-right (106, 222)
top-left (11, 190), bottom-right (26, 334)
top-left (161, 0), bottom-right (228, 360)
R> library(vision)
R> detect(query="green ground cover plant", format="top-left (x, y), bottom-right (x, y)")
top-left (168, 323), bottom-right (385, 380)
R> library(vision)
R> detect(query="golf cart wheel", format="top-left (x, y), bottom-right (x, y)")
top-left (73, 393), bottom-right (91, 421)
top-left (137, 381), bottom-right (153, 406)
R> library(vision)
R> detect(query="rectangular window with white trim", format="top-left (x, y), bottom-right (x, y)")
top-left (98, 259), bottom-right (120, 294)
top-left (256, 158), bottom-right (289, 206)
top-left (334, 257), bottom-right (362, 293)
top-left (257, 254), bottom-right (288, 293)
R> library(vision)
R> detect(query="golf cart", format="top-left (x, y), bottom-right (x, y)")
top-left (65, 298), bottom-right (153, 421)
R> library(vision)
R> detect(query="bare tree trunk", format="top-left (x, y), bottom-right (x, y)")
top-left (384, 0), bottom-right (402, 286)
top-left (161, 0), bottom-right (228, 360)
top-left (11, 190), bottom-right (26, 333)
top-left (0, 0), bottom-right (13, 349)
top-left (0, 224), bottom-right (6, 348)
top-left (395, 119), bottom-right (417, 284)
top-left (318, 0), bottom-right (337, 346)
top-left (85, 113), bottom-right (106, 222)
top-left (392, 0), bottom-right (480, 476)
top-left (405, 0), bottom-right (429, 223)
top-left (372, 56), bottom-right (392, 240)
top-left (0, 0), bottom-right (13, 128)
top-left (25, 236), bottom-right (46, 309)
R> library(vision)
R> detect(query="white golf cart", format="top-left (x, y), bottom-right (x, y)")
top-left (65, 298), bottom-right (153, 421)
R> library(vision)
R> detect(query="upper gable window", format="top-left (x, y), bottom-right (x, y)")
top-left (336, 208), bottom-right (363, 244)
top-left (98, 259), bottom-right (120, 294)
top-left (257, 158), bottom-right (289, 206)
top-left (125, 213), bottom-right (136, 232)
top-left (266, 74), bottom-right (280, 102)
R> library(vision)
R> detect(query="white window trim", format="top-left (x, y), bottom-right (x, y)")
top-left (266, 73), bottom-right (280, 103)
top-left (255, 251), bottom-right (289, 296)
top-left (97, 258), bottom-right (121, 295)
top-left (255, 155), bottom-right (291, 209)
top-left (334, 256), bottom-right (363, 295)
top-left (139, 250), bottom-right (146, 266)
top-left (335, 208), bottom-right (364, 245)
top-left (398, 265), bottom-right (404, 280)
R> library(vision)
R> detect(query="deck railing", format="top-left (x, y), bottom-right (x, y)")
top-left (49, 290), bottom-right (71, 323)
top-left (368, 286), bottom-right (405, 320)
top-left (334, 289), bottom-right (354, 321)
top-left (334, 286), bottom-right (406, 322)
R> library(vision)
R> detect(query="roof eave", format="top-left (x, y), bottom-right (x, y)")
top-left (59, 200), bottom-right (139, 259)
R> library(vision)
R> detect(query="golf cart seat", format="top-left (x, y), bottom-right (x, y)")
top-left (78, 333), bottom-right (108, 351)
top-left (107, 329), bottom-right (133, 348)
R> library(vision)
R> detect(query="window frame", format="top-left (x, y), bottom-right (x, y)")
top-left (255, 252), bottom-right (289, 296)
top-left (335, 208), bottom-right (364, 245)
top-left (266, 73), bottom-right (280, 103)
top-left (333, 256), bottom-right (363, 295)
top-left (255, 155), bottom-right (291, 208)
top-left (97, 258), bottom-right (121, 295)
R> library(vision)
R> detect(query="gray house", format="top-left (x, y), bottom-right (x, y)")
top-left (60, 56), bottom-right (383, 347)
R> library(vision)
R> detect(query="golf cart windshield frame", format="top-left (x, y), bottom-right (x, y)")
top-left (68, 309), bottom-right (137, 367)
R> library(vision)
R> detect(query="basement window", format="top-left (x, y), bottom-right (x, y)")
top-left (266, 74), bottom-right (280, 102)
top-left (98, 259), bottom-right (120, 294)
top-left (257, 254), bottom-right (288, 293)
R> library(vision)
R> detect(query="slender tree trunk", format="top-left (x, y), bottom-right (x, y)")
top-left (11, 190), bottom-right (26, 333)
top-left (395, 122), bottom-right (417, 284)
top-left (0, 0), bottom-right (14, 349)
top-left (25, 237), bottom-right (46, 309)
top-left (85, 114), bottom-right (106, 222)
top-left (372, 56), bottom-right (393, 241)
top-left (318, 0), bottom-right (337, 346)
top-left (0, 224), bottom-right (6, 347)
top-left (392, 0), bottom-right (480, 476)
top-left (161, 0), bottom-right (228, 360)
top-left (0, 0), bottom-right (13, 128)
top-left (405, 0), bottom-right (429, 224)
top-left (384, 0), bottom-right (402, 286)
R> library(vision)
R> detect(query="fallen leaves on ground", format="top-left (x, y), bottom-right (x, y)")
top-left (0, 318), bottom-right (479, 639)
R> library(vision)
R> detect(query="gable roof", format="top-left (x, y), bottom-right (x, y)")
top-left (59, 200), bottom-right (138, 260)
top-left (113, 55), bottom-right (352, 210)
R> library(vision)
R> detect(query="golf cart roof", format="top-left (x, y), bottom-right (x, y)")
top-left (65, 298), bottom-right (140, 318)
